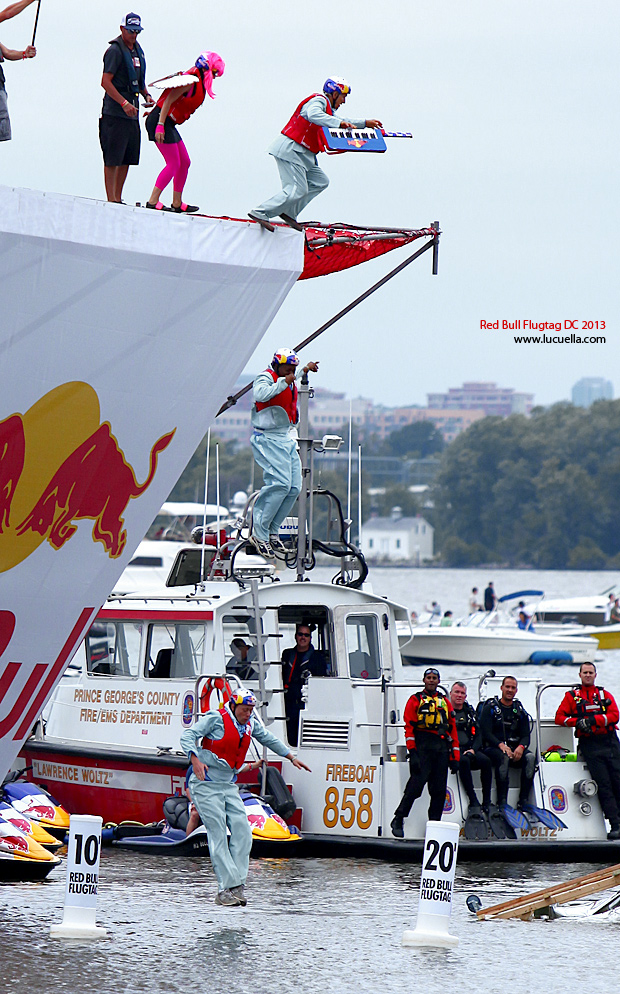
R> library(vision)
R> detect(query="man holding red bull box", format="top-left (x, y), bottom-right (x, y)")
top-left (180, 690), bottom-right (310, 907)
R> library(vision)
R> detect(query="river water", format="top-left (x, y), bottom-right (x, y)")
top-left (2, 568), bottom-right (620, 994)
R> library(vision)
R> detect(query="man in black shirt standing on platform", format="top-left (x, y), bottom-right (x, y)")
top-left (100, 13), bottom-right (154, 203)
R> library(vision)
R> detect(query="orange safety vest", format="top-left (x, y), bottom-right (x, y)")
top-left (202, 706), bottom-right (252, 769)
top-left (254, 368), bottom-right (298, 424)
top-left (157, 67), bottom-right (206, 125)
top-left (282, 92), bottom-right (333, 153)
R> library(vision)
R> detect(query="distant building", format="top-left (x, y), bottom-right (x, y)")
top-left (427, 382), bottom-right (534, 418)
top-left (571, 377), bottom-right (613, 408)
top-left (369, 406), bottom-right (485, 443)
top-left (361, 507), bottom-right (434, 564)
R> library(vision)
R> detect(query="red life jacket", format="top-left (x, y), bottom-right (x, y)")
top-left (282, 92), bottom-right (333, 154)
top-left (157, 67), bottom-right (206, 125)
top-left (202, 705), bottom-right (252, 769)
top-left (255, 368), bottom-right (298, 424)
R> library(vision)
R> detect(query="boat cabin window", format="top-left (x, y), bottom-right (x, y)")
top-left (345, 615), bottom-right (381, 680)
top-left (145, 624), bottom-right (204, 680)
top-left (222, 614), bottom-right (262, 681)
top-left (86, 621), bottom-right (141, 678)
top-left (277, 608), bottom-right (332, 676)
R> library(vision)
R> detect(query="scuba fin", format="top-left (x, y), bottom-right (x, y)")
top-left (521, 802), bottom-right (567, 831)
top-left (486, 804), bottom-right (509, 840)
top-left (500, 803), bottom-right (529, 831)
top-left (464, 804), bottom-right (488, 841)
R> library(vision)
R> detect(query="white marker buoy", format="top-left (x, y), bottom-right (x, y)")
top-left (50, 814), bottom-right (107, 939)
top-left (402, 819), bottom-right (459, 948)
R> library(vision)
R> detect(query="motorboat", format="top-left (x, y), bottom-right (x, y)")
top-left (401, 591), bottom-right (599, 667)
top-left (525, 586), bottom-right (620, 628)
top-left (16, 383), bottom-right (620, 861)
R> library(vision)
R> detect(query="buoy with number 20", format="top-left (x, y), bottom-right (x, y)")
top-left (402, 820), bottom-right (459, 948)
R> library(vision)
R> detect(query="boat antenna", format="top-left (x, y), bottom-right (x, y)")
top-left (346, 392), bottom-right (352, 541)
top-left (199, 428), bottom-right (211, 585)
top-left (215, 442), bottom-right (221, 552)
top-left (358, 444), bottom-right (363, 546)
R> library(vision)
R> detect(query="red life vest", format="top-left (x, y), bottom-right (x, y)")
top-left (282, 92), bottom-right (333, 154)
top-left (157, 67), bottom-right (206, 125)
top-left (202, 705), bottom-right (252, 769)
top-left (255, 368), bottom-right (298, 424)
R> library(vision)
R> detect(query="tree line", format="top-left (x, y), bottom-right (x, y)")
top-left (433, 400), bottom-right (620, 569)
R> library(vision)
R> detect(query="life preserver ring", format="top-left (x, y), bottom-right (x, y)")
top-left (200, 676), bottom-right (233, 713)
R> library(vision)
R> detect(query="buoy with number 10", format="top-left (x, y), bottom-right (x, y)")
top-left (402, 820), bottom-right (459, 948)
top-left (50, 814), bottom-right (107, 939)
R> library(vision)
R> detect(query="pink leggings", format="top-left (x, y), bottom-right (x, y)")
top-left (155, 139), bottom-right (191, 194)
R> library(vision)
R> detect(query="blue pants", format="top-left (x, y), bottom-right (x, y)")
top-left (251, 432), bottom-right (302, 542)
top-left (189, 776), bottom-right (252, 891)
top-left (254, 154), bottom-right (329, 220)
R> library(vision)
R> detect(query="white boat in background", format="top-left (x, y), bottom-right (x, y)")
top-left (401, 591), bottom-right (599, 667)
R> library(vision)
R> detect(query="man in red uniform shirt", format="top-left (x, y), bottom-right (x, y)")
top-left (555, 662), bottom-right (620, 840)
top-left (391, 667), bottom-right (460, 838)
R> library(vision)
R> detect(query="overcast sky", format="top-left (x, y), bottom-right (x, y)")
top-left (1, 0), bottom-right (618, 408)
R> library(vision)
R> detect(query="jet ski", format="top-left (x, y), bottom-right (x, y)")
top-left (0, 813), bottom-right (61, 881)
top-left (2, 781), bottom-right (71, 840)
top-left (107, 791), bottom-right (302, 856)
top-left (0, 800), bottom-right (63, 852)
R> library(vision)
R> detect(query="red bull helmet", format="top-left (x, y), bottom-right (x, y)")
top-left (323, 76), bottom-right (351, 97)
top-left (230, 691), bottom-right (257, 708)
top-left (272, 348), bottom-right (299, 372)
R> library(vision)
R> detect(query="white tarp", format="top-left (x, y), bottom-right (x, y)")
top-left (0, 185), bottom-right (303, 778)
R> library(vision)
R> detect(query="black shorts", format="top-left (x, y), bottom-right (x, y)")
top-left (99, 114), bottom-right (141, 167)
top-left (145, 106), bottom-right (182, 144)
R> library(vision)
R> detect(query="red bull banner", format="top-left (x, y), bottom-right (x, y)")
top-left (0, 185), bottom-right (303, 778)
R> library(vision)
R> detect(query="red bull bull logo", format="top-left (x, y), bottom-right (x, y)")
top-left (0, 382), bottom-right (175, 571)
top-left (24, 801), bottom-right (56, 822)
top-left (0, 827), bottom-right (29, 854)
top-left (247, 812), bottom-right (266, 830)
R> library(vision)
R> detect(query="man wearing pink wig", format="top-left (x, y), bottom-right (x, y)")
top-left (145, 51), bottom-right (224, 213)
top-left (249, 76), bottom-right (381, 231)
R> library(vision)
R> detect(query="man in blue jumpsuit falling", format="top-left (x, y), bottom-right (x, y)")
top-left (249, 76), bottom-right (382, 230)
top-left (249, 348), bottom-right (319, 559)
top-left (181, 690), bottom-right (310, 907)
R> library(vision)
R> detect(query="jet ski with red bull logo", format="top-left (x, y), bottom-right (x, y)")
top-left (107, 790), bottom-right (301, 855)
top-left (2, 780), bottom-right (71, 840)
top-left (0, 800), bottom-right (62, 852)
top-left (0, 813), bottom-right (61, 881)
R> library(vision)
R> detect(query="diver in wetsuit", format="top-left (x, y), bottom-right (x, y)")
top-left (478, 675), bottom-right (536, 808)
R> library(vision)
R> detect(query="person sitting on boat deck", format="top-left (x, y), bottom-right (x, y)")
top-left (391, 667), bottom-right (460, 839)
top-left (0, 0), bottom-right (38, 144)
top-left (517, 610), bottom-right (535, 632)
top-left (449, 681), bottom-right (492, 813)
top-left (281, 623), bottom-right (330, 747)
top-left (144, 50), bottom-right (225, 213)
top-left (469, 587), bottom-right (482, 613)
top-left (439, 611), bottom-right (453, 627)
top-left (226, 638), bottom-right (258, 682)
top-left (484, 582), bottom-right (497, 612)
top-left (180, 690), bottom-right (310, 906)
top-left (100, 13), bottom-right (155, 203)
top-left (555, 663), bottom-right (620, 840)
top-left (611, 599), bottom-right (620, 625)
top-left (248, 76), bottom-right (382, 230)
top-left (478, 676), bottom-right (536, 811)
top-left (249, 349), bottom-right (319, 559)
